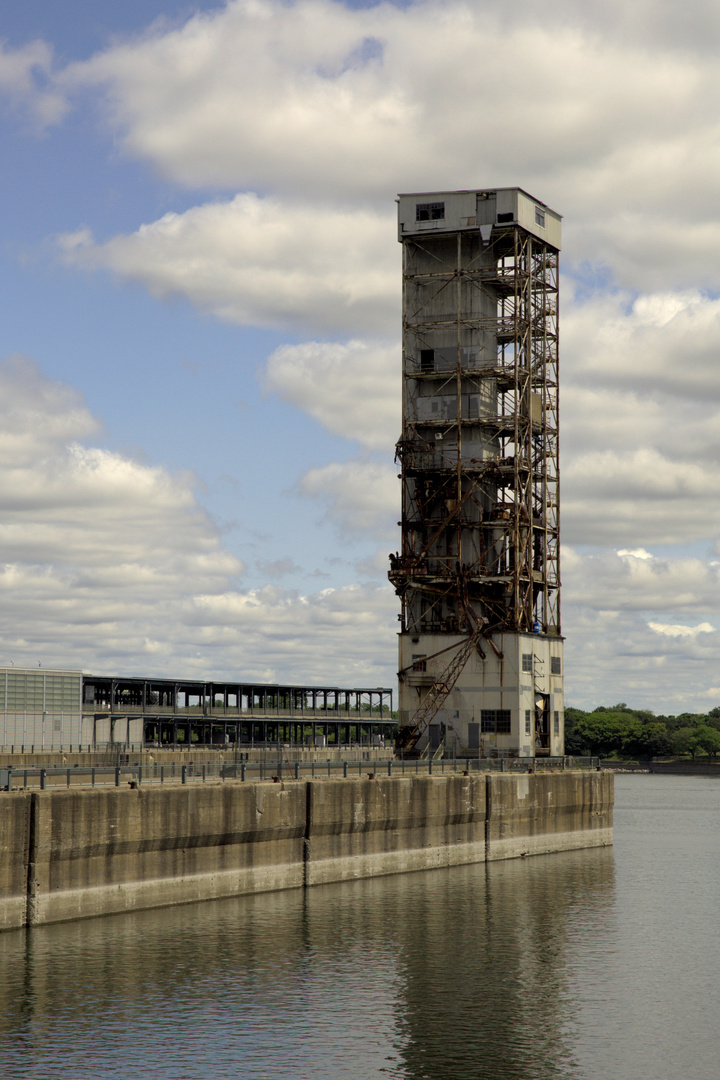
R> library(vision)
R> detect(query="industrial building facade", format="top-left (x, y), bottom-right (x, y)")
top-left (0, 668), bottom-right (83, 749)
top-left (390, 188), bottom-right (564, 756)
top-left (0, 668), bottom-right (394, 750)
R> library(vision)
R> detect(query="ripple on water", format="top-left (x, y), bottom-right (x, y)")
top-left (0, 774), bottom-right (718, 1079)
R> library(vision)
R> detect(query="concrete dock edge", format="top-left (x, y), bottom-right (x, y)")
top-left (0, 770), bottom-right (613, 930)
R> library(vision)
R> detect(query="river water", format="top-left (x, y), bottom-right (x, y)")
top-left (1, 773), bottom-right (719, 1080)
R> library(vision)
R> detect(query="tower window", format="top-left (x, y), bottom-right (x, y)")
top-left (551, 656), bottom-right (561, 675)
top-left (481, 709), bottom-right (512, 734)
top-left (416, 202), bottom-right (445, 222)
top-left (525, 710), bottom-right (532, 736)
top-left (522, 653), bottom-right (532, 673)
top-left (420, 349), bottom-right (435, 372)
top-left (553, 711), bottom-right (560, 735)
top-left (497, 211), bottom-right (514, 223)
top-left (535, 206), bottom-right (546, 227)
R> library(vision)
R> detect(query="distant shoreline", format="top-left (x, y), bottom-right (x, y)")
top-left (601, 759), bottom-right (720, 776)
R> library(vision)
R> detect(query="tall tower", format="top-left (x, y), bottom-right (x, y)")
top-left (389, 188), bottom-right (564, 757)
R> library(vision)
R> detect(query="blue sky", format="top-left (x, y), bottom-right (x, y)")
top-left (3, 0), bottom-right (720, 711)
top-left (1, 0), bottom-right (367, 588)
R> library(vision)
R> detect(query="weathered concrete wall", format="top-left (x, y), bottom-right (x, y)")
top-left (486, 771), bottom-right (614, 860)
top-left (0, 794), bottom-right (30, 931)
top-left (306, 774), bottom-right (487, 885)
top-left (23, 783), bottom-right (305, 929)
top-left (0, 771), bottom-right (612, 930)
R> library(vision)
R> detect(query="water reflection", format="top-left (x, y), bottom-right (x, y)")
top-left (0, 846), bottom-right (615, 1079)
top-left (391, 850), bottom-right (615, 1080)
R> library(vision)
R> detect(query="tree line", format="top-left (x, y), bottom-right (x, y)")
top-left (565, 704), bottom-right (720, 759)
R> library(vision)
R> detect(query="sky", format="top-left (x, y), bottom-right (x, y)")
top-left (2, 0), bottom-right (720, 712)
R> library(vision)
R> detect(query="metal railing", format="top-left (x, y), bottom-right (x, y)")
top-left (0, 739), bottom-right (394, 755)
top-left (0, 756), bottom-right (600, 791)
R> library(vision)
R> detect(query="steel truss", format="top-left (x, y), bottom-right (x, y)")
top-left (389, 225), bottom-right (560, 637)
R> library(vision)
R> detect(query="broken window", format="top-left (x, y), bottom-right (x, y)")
top-left (496, 710), bottom-right (511, 733)
top-left (416, 202), bottom-right (445, 222)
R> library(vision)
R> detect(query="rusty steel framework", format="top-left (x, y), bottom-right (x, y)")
top-left (389, 220), bottom-right (560, 641)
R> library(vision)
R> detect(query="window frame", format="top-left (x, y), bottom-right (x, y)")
top-left (481, 709), bottom-right (512, 734)
top-left (416, 202), bottom-right (445, 222)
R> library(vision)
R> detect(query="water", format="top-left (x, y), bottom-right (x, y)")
top-left (0, 773), bottom-right (718, 1079)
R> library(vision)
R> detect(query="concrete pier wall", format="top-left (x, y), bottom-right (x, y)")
top-left (0, 797), bottom-right (31, 932)
top-left (306, 774), bottom-right (489, 885)
top-left (485, 771), bottom-right (614, 861)
top-left (0, 771), bottom-right (612, 930)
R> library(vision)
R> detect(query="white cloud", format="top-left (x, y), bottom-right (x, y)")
top-left (61, 0), bottom-right (419, 197)
top-left (564, 289), bottom-right (720, 403)
top-left (263, 339), bottom-right (399, 450)
top-left (647, 621), bottom-right (715, 638)
top-left (51, 0), bottom-right (720, 289)
top-left (0, 39), bottom-right (67, 126)
top-left (43, 2), bottom-right (720, 347)
top-left (0, 356), bottom-right (241, 586)
top-left (0, 354), bottom-right (100, 462)
top-left (562, 605), bottom-right (720, 713)
top-left (59, 195), bottom-right (397, 335)
top-left (189, 582), bottom-right (397, 685)
top-left (563, 447), bottom-right (720, 546)
top-left (561, 547), bottom-right (720, 711)
top-left (559, 288), bottom-right (720, 547)
top-left (299, 459), bottom-right (398, 540)
top-left (563, 546), bottom-right (720, 614)
top-left (0, 357), bottom-right (398, 688)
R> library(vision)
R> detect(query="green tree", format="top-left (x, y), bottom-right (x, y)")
top-left (673, 727), bottom-right (696, 757)
top-left (694, 726), bottom-right (720, 758)
top-left (705, 707), bottom-right (720, 732)
top-left (566, 711), bottom-right (638, 756)
top-left (674, 725), bottom-right (720, 759)
top-left (622, 721), bottom-right (673, 759)
top-left (675, 712), bottom-right (707, 728)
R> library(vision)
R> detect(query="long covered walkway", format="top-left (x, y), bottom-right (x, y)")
top-left (83, 675), bottom-right (395, 748)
